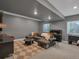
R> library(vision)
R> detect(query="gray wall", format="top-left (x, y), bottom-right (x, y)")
top-left (51, 21), bottom-right (68, 40)
top-left (39, 21), bottom-right (67, 40)
top-left (3, 13), bottom-right (79, 40)
top-left (3, 14), bottom-right (40, 39)
top-left (66, 14), bottom-right (79, 21)
top-left (51, 14), bottom-right (79, 41)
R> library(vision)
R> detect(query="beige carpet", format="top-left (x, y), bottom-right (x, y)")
top-left (31, 42), bottom-right (79, 59)
top-left (5, 40), bottom-right (44, 59)
top-left (5, 41), bottom-right (79, 59)
top-left (13, 40), bottom-right (44, 59)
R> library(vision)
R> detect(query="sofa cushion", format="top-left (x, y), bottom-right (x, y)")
top-left (32, 32), bottom-right (40, 37)
top-left (41, 32), bottom-right (53, 41)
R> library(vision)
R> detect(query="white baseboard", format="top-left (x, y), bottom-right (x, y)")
top-left (14, 38), bottom-right (25, 41)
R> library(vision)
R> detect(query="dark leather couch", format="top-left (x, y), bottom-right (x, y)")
top-left (37, 32), bottom-right (56, 49)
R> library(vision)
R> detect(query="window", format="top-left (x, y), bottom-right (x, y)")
top-left (43, 24), bottom-right (51, 32)
top-left (67, 21), bottom-right (79, 34)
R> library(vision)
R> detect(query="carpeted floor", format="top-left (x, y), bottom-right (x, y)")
top-left (5, 40), bottom-right (79, 59)
top-left (31, 42), bottom-right (79, 59)
top-left (13, 40), bottom-right (44, 59)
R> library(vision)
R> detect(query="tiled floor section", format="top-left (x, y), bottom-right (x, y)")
top-left (13, 40), bottom-right (44, 59)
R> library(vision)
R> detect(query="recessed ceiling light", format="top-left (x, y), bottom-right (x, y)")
top-left (48, 16), bottom-right (51, 20)
top-left (34, 11), bottom-right (38, 15)
top-left (34, 8), bottom-right (38, 15)
top-left (73, 6), bottom-right (77, 9)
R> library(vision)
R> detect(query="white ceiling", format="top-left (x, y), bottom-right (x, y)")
top-left (0, 0), bottom-right (63, 22)
top-left (48, 0), bottom-right (79, 16)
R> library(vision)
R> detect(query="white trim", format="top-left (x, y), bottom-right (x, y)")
top-left (14, 38), bottom-right (25, 41)
top-left (36, 0), bottom-right (64, 19)
top-left (0, 10), bottom-right (42, 21)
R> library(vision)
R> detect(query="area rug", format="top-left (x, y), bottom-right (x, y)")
top-left (13, 40), bottom-right (44, 59)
